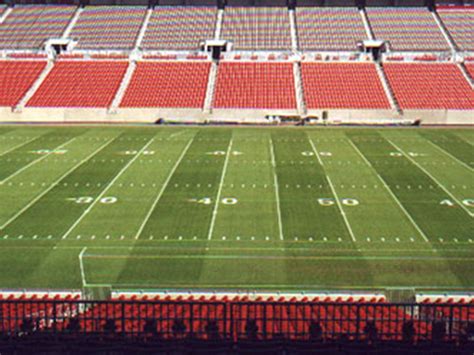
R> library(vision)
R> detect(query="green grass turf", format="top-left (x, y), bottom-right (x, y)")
top-left (0, 126), bottom-right (473, 291)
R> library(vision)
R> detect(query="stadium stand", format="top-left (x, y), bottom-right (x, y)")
top-left (0, 5), bottom-right (75, 49)
top-left (69, 6), bottom-right (146, 50)
top-left (296, 8), bottom-right (368, 51)
top-left (120, 61), bottom-right (210, 108)
top-left (0, 61), bottom-right (46, 107)
top-left (27, 61), bottom-right (128, 108)
top-left (366, 8), bottom-right (449, 51)
top-left (1, 294), bottom-right (473, 341)
top-left (214, 62), bottom-right (296, 109)
top-left (301, 63), bottom-right (391, 109)
top-left (220, 7), bottom-right (292, 51)
top-left (384, 63), bottom-right (474, 110)
top-left (141, 6), bottom-right (216, 50)
top-left (438, 8), bottom-right (474, 51)
top-left (0, 5), bottom-right (5, 16)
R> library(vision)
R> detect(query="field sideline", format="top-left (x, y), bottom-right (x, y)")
top-left (0, 126), bottom-right (473, 291)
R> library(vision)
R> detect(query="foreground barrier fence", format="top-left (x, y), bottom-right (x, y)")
top-left (1, 300), bottom-right (473, 343)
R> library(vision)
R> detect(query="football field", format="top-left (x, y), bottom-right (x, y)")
top-left (0, 125), bottom-right (473, 291)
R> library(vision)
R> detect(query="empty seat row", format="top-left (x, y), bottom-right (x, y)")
top-left (214, 62), bottom-right (296, 109)
top-left (438, 9), bottom-right (474, 51)
top-left (70, 6), bottom-right (146, 50)
top-left (296, 8), bottom-right (368, 51)
top-left (141, 6), bottom-right (216, 50)
top-left (1, 60), bottom-right (472, 111)
top-left (0, 60), bottom-right (46, 107)
top-left (220, 7), bottom-right (292, 51)
top-left (27, 61), bottom-right (128, 108)
top-left (366, 7), bottom-right (450, 51)
top-left (0, 5), bottom-right (75, 49)
top-left (384, 63), bottom-right (474, 110)
top-left (301, 63), bottom-right (391, 109)
top-left (120, 61), bottom-right (210, 108)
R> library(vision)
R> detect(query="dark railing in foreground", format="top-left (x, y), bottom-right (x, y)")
top-left (0, 300), bottom-right (473, 343)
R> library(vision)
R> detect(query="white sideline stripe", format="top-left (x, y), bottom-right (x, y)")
top-left (388, 139), bottom-right (474, 218)
top-left (308, 138), bottom-right (357, 242)
top-left (269, 138), bottom-right (284, 241)
top-left (424, 139), bottom-right (473, 173)
top-left (0, 136), bottom-right (77, 185)
top-left (0, 137), bottom-right (116, 230)
top-left (208, 138), bottom-right (233, 240)
top-left (60, 138), bottom-right (156, 240)
top-left (79, 247), bottom-right (88, 287)
top-left (0, 135), bottom-right (41, 157)
top-left (81, 254), bottom-right (474, 261)
top-left (348, 139), bottom-right (430, 243)
top-left (134, 137), bottom-right (195, 239)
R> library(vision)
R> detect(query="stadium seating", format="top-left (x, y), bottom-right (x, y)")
top-left (120, 61), bottom-right (210, 108)
top-left (301, 63), bottom-right (390, 109)
top-left (0, 5), bottom-right (5, 16)
top-left (141, 6), bottom-right (216, 50)
top-left (0, 5), bottom-right (75, 49)
top-left (27, 61), bottom-right (128, 108)
top-left (0, 293), bottom-right (81, 333)
top-left (214, 62), bottom-right (296, 109)
top-left (296, 8), bottom-right (367, 51)
top-left (366, 8), bottom-right (449, 51)
top-left (70, 6), bottom-right (146, 50)
top-left (466, 64), bottom-right (474, 81)
top-left (383, 63), bottom-right (474, 110)
top-left (0, 61), bottom-right (46, 107)
top-left (220, 7), bottom-right (292, 50)
top-left (438, 9), bottom-right (474, 51)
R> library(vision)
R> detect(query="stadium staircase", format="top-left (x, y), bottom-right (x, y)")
top-left (288, 9), bottom-right (298, 52)
top-left (431, 9), bottom-right (457, 52)
top-left (293, 61), bottom-right (307, 116)
top-left (61, 6), bottom-right (83, 40)
top-left (203, 61), bottom-right (218, 113)
top-left (109, 61), bottom-right (136, 113)
top-left (214, 8), bottom-right (224, 40)
top-left (359, 7), bottom-right (375, 41)
top-left (0, 6), bottom-right (12, 24)
top-left (134, 7), bottom-right (152, 50)
top-left (376, 62), bottom-right (402, 113)
top-left (458, 62), bottom-right (474, 89)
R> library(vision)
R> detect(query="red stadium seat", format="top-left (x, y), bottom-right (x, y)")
top-left (27, 61), bottom-right (128, 108)
top-left (384, 63), bottom-right (474, 110)
top-left (301, 63), bottom-right (391, 109)
top-left (0, 60), bottom-right (46, 107)
top-left (120, 61), bottom-right (210, 108)
top-left (214, 62), bottom-right (296, 109)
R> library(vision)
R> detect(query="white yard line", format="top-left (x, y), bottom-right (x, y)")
top-left (308, 138), bottom-right (357, 242)
top-left (424, 139), bottom-right (473, 173)
top-left (388, 139), bottom-right (474, 218)
top-left (207, 138), bottom-right (233, 240)
top-left (269, 138), bottom-right (284, 241)
top-left (0, 135), bottom-right (42, 157)
top-left (0, 136), bottom-right (77, 184)
top-left (0, 137), bottom-right (116, 230)
top-left (79, 246), bottom-right (88, 287)
top-left (348, 139), bottom-right (430, 243)
top-left (60, 138), bottom-right (156, 241)
top-left (134, 137), bottom-right (195, 240)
